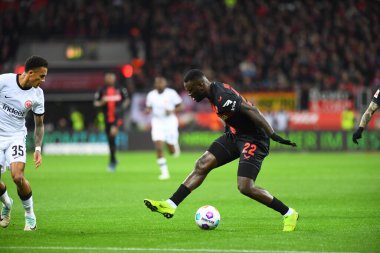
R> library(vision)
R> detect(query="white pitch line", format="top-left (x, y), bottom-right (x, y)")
top-left (0, 246), bottom-right (365, 253)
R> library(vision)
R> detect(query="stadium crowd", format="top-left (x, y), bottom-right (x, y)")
top-left (1, 0), bottom-right (379, 96)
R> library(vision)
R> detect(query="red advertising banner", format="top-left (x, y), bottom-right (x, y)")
top-left (288, 112), bottom-right (380, 130)
top-left (288, 112), bottom-right (341, 130)
top-left (309, 100), bottom-right (353, 112)
top-left (43, 72), bottom-right (104, 91)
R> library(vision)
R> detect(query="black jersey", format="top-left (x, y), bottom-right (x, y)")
top-left (208, 81), bottom-right (268, 138)
top-left (94, 85), bottom-right (128, 124)
top-left (372, 86), bottom-right (380, 106)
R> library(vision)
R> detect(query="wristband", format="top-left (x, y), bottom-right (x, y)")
top-left (35, 146), bottom-right (41, 152)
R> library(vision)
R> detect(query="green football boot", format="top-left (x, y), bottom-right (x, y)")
top-left (283, 208), bottom-right (299, 232)
top-left (144, 199), bottom-right (175, 219)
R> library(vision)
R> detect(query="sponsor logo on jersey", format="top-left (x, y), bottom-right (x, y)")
top-left (24, 100), bottom-right (32, 109)
top-left (103, 94), bottom-right (122, 102)
top-left (2, 104), bottom-right (25, 117)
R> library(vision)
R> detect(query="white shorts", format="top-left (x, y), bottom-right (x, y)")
top-left (151, 119), bottom-right (179, 145)
top-left (0, 135), bottom-right (27, 173)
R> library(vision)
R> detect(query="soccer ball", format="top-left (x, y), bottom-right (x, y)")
top-left (195, 205), bottom-right (220, 230)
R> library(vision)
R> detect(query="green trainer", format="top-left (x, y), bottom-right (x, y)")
top-left (144, 199), bottom-right (175, 219)
top-left (0, 198), bottom-right (13, 228)
top-left (283, 208), bottom-right (299, 232)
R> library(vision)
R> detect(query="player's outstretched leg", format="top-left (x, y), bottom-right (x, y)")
top-left (0, 197), bottom-right (13, 228)
top-left (283, 208), bottom-right (299, 232)
top-left (144, 199), bottom-right (175, 219)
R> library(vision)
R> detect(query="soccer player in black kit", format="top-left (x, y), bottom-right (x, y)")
top-left (94, 72), bottom-right (129, 172)
top-left (144, 69), bottom-right (299, 231)
top-left (352, 86), bottom-right (379, 144)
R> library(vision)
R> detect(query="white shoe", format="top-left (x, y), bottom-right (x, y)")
top-left (173, 144), bottom-right (181, 158)
top-left (24, 214), bottom-right (37, 231)
top-left (0, 198), bottom-right (13, 228)
top-left (158, 174), bottom-right (170, 180)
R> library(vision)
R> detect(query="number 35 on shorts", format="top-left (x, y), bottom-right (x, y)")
top-left (12, 145), bottom-right (25, 158)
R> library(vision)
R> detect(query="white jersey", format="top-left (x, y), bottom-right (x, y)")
top-left (146, 88), bottom-right (182, 144)
top-left (146, 88), bottom-right (182, 120)
top-left (0, 73), bottom-right (45, 137)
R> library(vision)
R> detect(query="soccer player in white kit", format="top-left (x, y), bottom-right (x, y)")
top-left (145, 77), bottom-right (183, 180)
top-left (0, 55), bottom-right (47, 231)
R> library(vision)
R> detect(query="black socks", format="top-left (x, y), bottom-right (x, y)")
top-left (169, 184), bottom-right (191, 206)
top-left (268, 197), bottom-right (289, 215)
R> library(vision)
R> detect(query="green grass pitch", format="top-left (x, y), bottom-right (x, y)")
top-left (0, 151), bottom-right (379, 253)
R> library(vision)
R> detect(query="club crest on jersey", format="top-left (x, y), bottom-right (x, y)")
top-left (24, 100), bottom-right (32, 109)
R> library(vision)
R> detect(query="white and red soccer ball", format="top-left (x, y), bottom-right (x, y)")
top-left (195, 205), bottom-right (220, 230)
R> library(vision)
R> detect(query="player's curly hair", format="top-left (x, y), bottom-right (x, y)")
top-left (25, 56), bottom-right (48, 71)
top-left (184, 69), bottom-right (204, 82)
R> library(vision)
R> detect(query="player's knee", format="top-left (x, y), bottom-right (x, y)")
top-left (12, 174), bottom-right (25, 186)
top-left (237, 181), bottom-right (259, 197)
top-left (237, 183), bottom-right (251, 196)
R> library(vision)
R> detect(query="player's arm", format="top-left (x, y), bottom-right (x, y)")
top-left (352, 101), bottom-right (379, 144)
top-left (94, 89), bottom-right (105, 107)
top-left (240, 101), bottom-right (296, 147)
top-left (145, 106), bottom-right (152, 114)
top-left (121, 87), bottom-right (130, 109)
top-left (359, 101), bottom-right (378, 128)
top-left (166, 102), bottom-right (184, 116)
top-left (174, 103), bottom-right (184, 113)
top-left (34, 114), bottom-right (44, 168)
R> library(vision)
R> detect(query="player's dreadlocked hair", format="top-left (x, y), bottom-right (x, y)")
top-left (25, 56), bottom-right (48, 71)
top-left (184, 69), bottom-right (204, 83)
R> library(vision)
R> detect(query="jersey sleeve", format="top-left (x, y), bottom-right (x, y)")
top-left (172, 90), bottom-right (182, 106)
top-left (372, 87), bottom-right (380, 106)
top-left (146, 92), bottom-right (152, 107)
top-left (33, 89), bottom-right (45, 115)
top-left (0, 74), bottom-right (5, 92)
top-left (120, 87), bottom-right (129, 101)
top-left (94, 87), bottom-right (103, 102)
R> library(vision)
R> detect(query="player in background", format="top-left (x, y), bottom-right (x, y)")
top-left (144, 69), bottom-right (299, 232)
top-left (145, 77), bottom-right (183, 180)
top-left (352, 86), bottom-right (380, 144)
top-left (0, 55), bottom-right (47, 231)
top-left (94, 72), bottom-right (129, 172)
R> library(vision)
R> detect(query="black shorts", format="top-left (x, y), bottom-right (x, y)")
top-left (207, 132), bottom-right (270, 181)
top-left (105, 119), bottom-right (122, 135)
top-left (105, 122), bottom-right (116, 135)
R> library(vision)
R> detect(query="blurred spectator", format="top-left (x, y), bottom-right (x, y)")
top-left (0, 0), bottom-right (379, 97)
top-left (70, 108), bottom-right (85, 132)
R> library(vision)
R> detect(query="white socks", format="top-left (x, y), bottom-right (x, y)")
top-left (173, 143), bottom-right (181, 157)
top-left (0, 190), bottom-right (12, 209)
top-left (22, 196), bottom-right (35, 217)
top-left (157, 157), bottom-right (169, 177)
top-left (284, 208), bottom-right (294, 216)
top-left (166, 199), bottom-right (177, 209)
